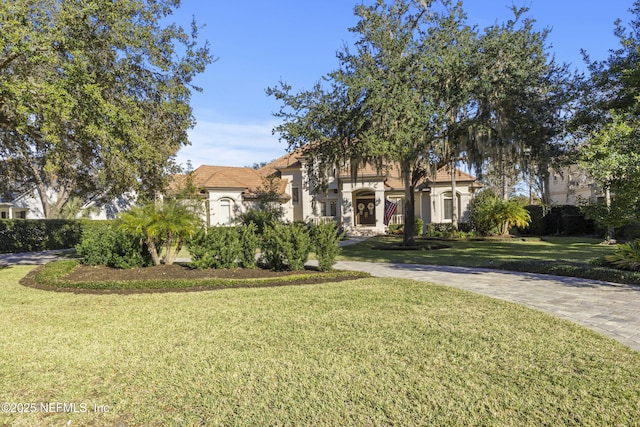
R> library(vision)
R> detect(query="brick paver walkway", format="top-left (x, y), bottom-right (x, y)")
top-left (335, 261), bottom-right (640, 352)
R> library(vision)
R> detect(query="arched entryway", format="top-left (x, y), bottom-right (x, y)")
top-left (354, 190), bottom-right (376, 226)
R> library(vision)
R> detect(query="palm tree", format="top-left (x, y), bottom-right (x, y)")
top-left (119, 200), bottom-right (202, 266)
top-left (492, 200), bottom-right (531, 236)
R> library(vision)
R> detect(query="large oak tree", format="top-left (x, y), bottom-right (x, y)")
top-left (269, 0), bottom-right (567, 245)
top-left (0, 0), bottom-right (213, 218)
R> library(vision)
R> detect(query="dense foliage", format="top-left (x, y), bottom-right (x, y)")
top-left (75, 221), bottom-right (152, 269)
top-left (0, 219), bottom-right (83, 253)
top-left (468, 191), bottom-right (531, 236)
top-left (0, 0), bottom-right (213, 218)
top-left (310, 222), bottom-right (343, 272)
top-left (187, 224), bottom-right (259, 270)
top-left (574, 2), bottom-right (640, 232)
top-left (605, 240), bottom-right (640, 271)
top-left (119, 200), bottom-right (203, 266)
top-left (269, 0), bottom-right (568, 245)
top-left (260, 222), bottom-right (312, 271)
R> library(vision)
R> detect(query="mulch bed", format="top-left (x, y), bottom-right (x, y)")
top-left (63, 264), bottom-right (315, 282)
top-left (19, 263), bottom-right (366, 295)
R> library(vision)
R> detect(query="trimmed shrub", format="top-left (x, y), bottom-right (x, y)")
top-left (468, 190), bottom-right (499, 235)
top-left (188, 227), bottom-right (242, 269)
top-left (388, 224), bottom-right (403, 235)
top-left (0, 219), bottom-right (84, 253)
top-left (75, 221), bottom-right (152, 269)
top-left (238, 223), bottom-right (260, 269)
top-left (415, 218), bottom-right (424, 237)
top-left (311, 222), bottom-right (342, 271)
top-left (425, 223), bottom-right (454, 237)
top-left (522, 205), bottom-right (595, 236)
top-left (261, 223), bottom-right (311, 271)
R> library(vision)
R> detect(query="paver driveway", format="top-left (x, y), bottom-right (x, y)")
top-left (335, 261), bottom-right (640, 352)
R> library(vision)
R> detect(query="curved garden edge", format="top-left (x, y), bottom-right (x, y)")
top-left (19, 261), bottom-right (370, 295)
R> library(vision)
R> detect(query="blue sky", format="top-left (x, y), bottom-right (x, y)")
top-left (171, 0), bottom-right (634, 169)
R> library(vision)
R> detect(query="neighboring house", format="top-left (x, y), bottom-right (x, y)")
top-left (0, 199), bottom-right (28, 219)
top-left (190, 149), bottom-right (482, 235)
top-left (0, 193), bottom-right (40, 219)
top-left (547, 166), bottom-right (603, 206)
top-left (0, 190), bottom-right (136, 220)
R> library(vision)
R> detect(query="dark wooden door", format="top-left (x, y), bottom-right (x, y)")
top-left (356, 199), bottom-right (376, 225)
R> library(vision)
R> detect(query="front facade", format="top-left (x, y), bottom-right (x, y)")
top-left (192, 150), bottom-right (482, 235)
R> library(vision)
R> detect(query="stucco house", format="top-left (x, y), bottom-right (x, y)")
top-left (547, 165), bottom-right (604, 206)
top-left (0, 199), bottom-right (28, 219)
top-left (190, 149), bottom-right (482, 235)
top-left (0, 190), bottom-right (135, 220)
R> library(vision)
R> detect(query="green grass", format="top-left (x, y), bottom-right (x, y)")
top-left (340, 236), bottom-right (640, 284)
top-left (2, 266), bottom-right (640, 425)
top-left (340, 235), bottom-right (613, 267)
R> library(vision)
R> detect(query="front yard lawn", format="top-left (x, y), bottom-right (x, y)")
top-left (339, 235), bottom-right (613, 267)
top-left (339, 236), bottom-right (640, 284)
top-left (2, 265), bottom-right (640, 425)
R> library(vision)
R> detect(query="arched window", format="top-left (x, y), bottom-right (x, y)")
top-left (219, 198), bottom-right (232, 225)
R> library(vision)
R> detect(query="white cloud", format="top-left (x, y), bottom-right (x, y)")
top-left (175, 120), bottom-right (290, 169)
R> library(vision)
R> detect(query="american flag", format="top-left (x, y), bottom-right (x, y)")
top-left (383, 199), bottom-right (398, 225)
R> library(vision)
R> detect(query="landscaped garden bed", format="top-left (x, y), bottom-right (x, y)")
top-left (20, 260), bottom-right (369, 293)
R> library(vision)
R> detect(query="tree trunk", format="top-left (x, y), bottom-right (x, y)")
top-left (147, 239), bottom-right (162, 266)
top-left (501, 149), bottom-right (509, 201)
top-left (605, 186), bottom-right (615, 241)
top-left (450, 159), bottom-right (458, 232)
top-left (163, 234), bottom-right (175, 265)
top-left (402, 167), bottom-right (416, 247)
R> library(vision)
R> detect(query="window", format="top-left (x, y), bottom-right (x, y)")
top-left (330, 201), bottom-right (337, 217)
top-left (320, 201), bottom-right (327, 217)
top-left (443, 192), bottom-right (459, 221)
top-left (0, 212), bottom-right (6, 219)
top-left (292, 186), bottom-right (299, 203)
top-left (391, 198), bottom-right (403, 215)
top-left (219, 199), bottom-right (232, 225)
top-left (444, 198), bottom-right (453, 220)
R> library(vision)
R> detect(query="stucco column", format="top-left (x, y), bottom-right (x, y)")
top-left (375, 187), bottom-right (386, 233)
top-left (340, 189), bottom-right (354, 234)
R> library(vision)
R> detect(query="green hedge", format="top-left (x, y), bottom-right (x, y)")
top-left (261, 222), bottom-right (311, 271)
top-left (0, 219), bottom-right (85, 253)
top-left (75, 221), bottom-right (153, 269)
top-left (521, 205), bottom-right (595, 236)
top-left (187, 224), bottom-right (259, 270)
top-left (310, 222), bottom-right (343, 271)
top-left (497, 260), bottom-right (640, 286)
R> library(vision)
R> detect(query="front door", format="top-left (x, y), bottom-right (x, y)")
top-left (356, 198), bottom-right (376, 226)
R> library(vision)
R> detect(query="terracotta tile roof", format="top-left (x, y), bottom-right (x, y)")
top-left (190, 165), bottom-right (289, 198)
top-left (191, 166), bottom-right (264, 190)
top-left (430, 167), bottom-right (478, 183)
top-left (259, 148), bottom-right (305, 176)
